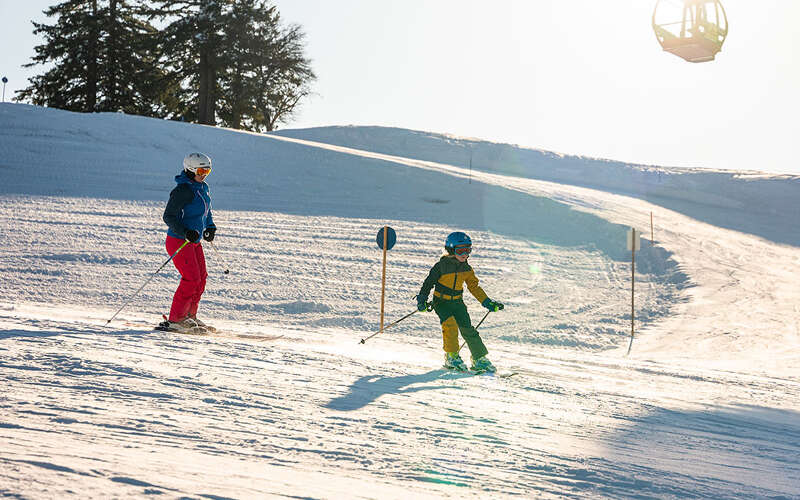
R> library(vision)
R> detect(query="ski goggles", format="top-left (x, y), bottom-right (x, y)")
top-left (454, 245), bottom-right (472, 256)
top-left (195, 167), bottom-right (212, 177)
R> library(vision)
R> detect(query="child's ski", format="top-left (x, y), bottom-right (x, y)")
top-left (469, 369), bottom-right (517, 378)
top-left (443, 367), bottom-right (518, 378)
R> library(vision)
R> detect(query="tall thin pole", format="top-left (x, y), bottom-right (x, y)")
top-left (106, 240), bottom-right (188, 326)
top-left (360, 309), bottom-right (418, 344)
top-left (1, 77), bottom-right (7, 103)
top-left (650, 211), bottom-right (654, 244)
top-left (207, 240), bottom-right (230, 274)
top-left (627, 239), bottom-right (635, 355)
top-left (380, 226), bottom-right (388, 332)
top-left (631, 245), bottom-right (635, 338)
top-left (469, 150), bottom-right (472, 184)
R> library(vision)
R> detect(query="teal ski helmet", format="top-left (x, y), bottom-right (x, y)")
top-left (445, 231), bottom-right (472, 255)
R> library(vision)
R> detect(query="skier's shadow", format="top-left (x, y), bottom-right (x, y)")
top-left (325, 369), bottom-right (467, 411)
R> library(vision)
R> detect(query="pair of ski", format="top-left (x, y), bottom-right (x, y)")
top-left (443, 366), bottom-right (518, 378)
top-left (155, 314), bottom-right (216, 335)
top-left (153, 315), bottom-right (284, 342)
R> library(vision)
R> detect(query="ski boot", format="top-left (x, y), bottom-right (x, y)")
top-left (444, 352), bottom-right (468, 372)
top-left (471, 355), bottom-right (496, 373)
top-left (189, 314), bottom-right (216, 333)
top-left (158, 317), bottom-right (205, 334)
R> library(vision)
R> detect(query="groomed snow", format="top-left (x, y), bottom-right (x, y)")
top-left (1, 103), bottom-right (798, 498)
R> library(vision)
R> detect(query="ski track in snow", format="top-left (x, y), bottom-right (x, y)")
top-left (2, 311), bottom-right (799, 498)
top-left (266, 132), bottom-right (800, 376)
top-left (1, 105), bottom-right (799, 498)
top-left (0, 195), bottom-right (673, 351)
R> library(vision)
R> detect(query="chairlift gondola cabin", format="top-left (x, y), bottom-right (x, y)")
top-left (653, 0), bottom-right (728, 63)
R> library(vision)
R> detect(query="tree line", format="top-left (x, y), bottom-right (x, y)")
top-left (16, 0), bottom-right (315, 132)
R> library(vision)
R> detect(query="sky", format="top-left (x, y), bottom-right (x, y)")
top-left (2, 0), bottom-right (799, 174)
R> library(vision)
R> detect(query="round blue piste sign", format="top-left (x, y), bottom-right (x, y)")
top-left (376, 226), bottom-right (396, 250)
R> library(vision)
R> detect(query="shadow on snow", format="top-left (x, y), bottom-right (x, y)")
top-left (325, 369), bottom-right (470, 411)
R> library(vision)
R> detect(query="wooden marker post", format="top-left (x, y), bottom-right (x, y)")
top-left (626, 228), bottom-right (640, 356)
top-left (380, 227), bottom-right (387, 331)
top-left (376, 226), bottom-right (397, 333)
top-left (651, 211), bottom-right (654, 244)
top-left (468, 150), bottom-right (473, 184)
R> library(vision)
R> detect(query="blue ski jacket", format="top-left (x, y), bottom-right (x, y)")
top-left (163, 172), bottom-right (215, 241)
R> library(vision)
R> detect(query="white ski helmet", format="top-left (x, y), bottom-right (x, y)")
top-left (183, 152), bottom-right (212, 175)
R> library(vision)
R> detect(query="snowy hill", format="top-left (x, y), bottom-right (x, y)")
top-left (274, 125), bottom-right (800, 247)
top-left (1, 103), bottom-right (799, 498)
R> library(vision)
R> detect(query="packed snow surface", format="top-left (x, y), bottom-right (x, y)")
top-left (1, 103), bottom-right (799, 498)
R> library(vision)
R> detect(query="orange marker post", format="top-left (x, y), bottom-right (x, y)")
top-left (626, 228), bottom-right (641, 356)
top-left (380, 226), bottom-right (388, 332)
top-left (375, 226), bottom-right (397, 334)
top-left (651, 211), bottom-right (654, 244)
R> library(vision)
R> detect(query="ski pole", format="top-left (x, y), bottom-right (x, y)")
top-left (105, 240), bottom-right (189, 326)
top-left (359, 309), bottom-right (419, 344)
top-left (207, 240), bottom-right (230, 274)
top-left (457, 310), bottom-right (491, 354)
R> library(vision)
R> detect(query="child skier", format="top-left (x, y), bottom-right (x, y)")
top-left (416, 232), bottom-right (504, 372)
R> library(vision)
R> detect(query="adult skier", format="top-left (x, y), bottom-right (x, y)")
top-left (416, 232), bottom-right (504, 372)
top-left (161, 153), bottom-right (217, 333)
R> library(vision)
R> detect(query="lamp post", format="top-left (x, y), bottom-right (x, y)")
top-left (1, 77), bottom-right (7, 103)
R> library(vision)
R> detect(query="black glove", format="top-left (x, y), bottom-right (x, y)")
top-left (203, 227), bottom-right (216, 242)
top-left (416, 295), bottom-right (430, 312)
top-left (482, 298), bottom-right (504, 312)
top-left (185, 229), bottom-right (200, 242)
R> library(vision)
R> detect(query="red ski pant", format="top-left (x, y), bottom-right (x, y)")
top-left (166, 235), bottom-right (207, 322)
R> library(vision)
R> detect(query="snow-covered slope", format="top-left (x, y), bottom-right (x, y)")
top-left (274, 126), bottom-right (800, 247)
top-left (0, 103), bottom-right (685, 349)
top-left (1, 103), bottom-right (798, 498)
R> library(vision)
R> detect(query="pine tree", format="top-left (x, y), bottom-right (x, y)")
top-left (18, 1), bottom-right (102, 111)
top-left (217, 1), bottom-right (315, 132)
top-left (17, 1), bottom-right (166, 115)
top-left (152, 0), bottom-right (314, 130)
top-left (20, 0), bottom-right (315, 128)
top-left (217, 0), bottom-right (253, 129)
top-left (99, 1), bottom-right (168, 116)
top-left (247, 16), bottom-right (315, 132)
top-left (151, 0), bottom-right (228, 124)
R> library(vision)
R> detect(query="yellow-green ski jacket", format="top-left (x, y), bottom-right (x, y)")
top-left (418, 255), bottom-right (488, 303)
